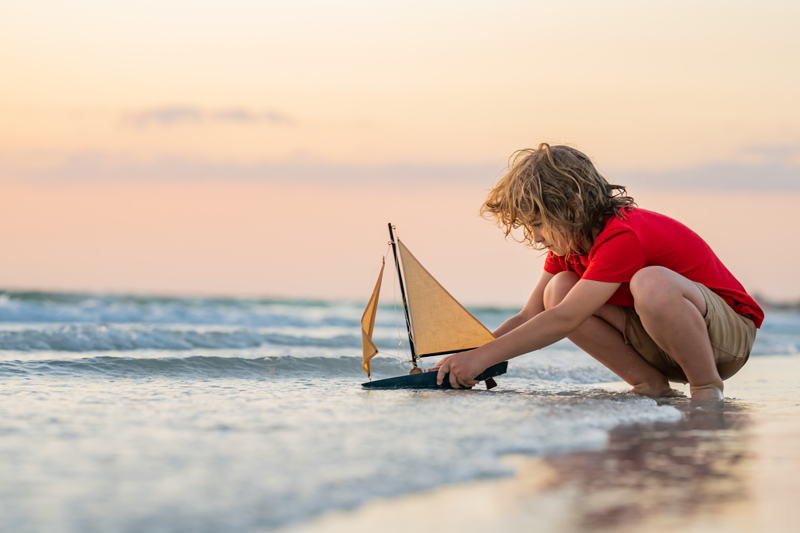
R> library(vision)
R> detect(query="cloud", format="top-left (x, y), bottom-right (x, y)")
top-left (741, 143), bottom-right (800, 164)
top-left (125, 106), bottom-right (292, 127)
top-left (0, 153), bottom-right (501, 184)
top-left (211, 109), bottom-right (290, 124)
top-left (1, 153), bottom-right (798, 191)
top-left (610, 161), bottom-right (800, 191)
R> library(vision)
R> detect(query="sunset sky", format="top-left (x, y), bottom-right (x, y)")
top-left (1, 1), bottom-right (798, 305)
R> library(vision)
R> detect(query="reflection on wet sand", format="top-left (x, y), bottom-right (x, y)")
top-left (281, 357), bottom-right (800, 533)
top-left (281, 398), bottom-right (762, 533)
top-left (536, 400), bottom-right (753, 531)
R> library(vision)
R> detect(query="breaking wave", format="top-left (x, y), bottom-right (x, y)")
top-left (507, 362), bottom-right (620, 384)
top-left (0, 325), bottom-right (364, 352)
top-left (0, 291), bottom-right (797, 360)
top-left (0, 355), bottom-right (409, 379)
top-left (0, 291), bottom-right (364, 328)
top-left (0, 353), bottom-right (617, 384)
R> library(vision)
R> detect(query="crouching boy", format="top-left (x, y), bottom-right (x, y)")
top-left (434, 144), bottom-right (762, 400)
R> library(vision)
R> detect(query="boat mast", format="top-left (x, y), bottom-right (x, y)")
top-left (388, 223), bottom-right (421, 373)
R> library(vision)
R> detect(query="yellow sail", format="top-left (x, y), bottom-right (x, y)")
top-left (397, 240), bottom-right (495, 356)
top-left (361, 258), bottom-right (385, 376)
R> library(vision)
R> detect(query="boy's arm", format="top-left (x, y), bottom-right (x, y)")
top-left (437, 278), bottom-right (621, 388)
top-left (431, 271), bottom-right (552, 375)
top-left (492, 271), bottom-right (554, 338)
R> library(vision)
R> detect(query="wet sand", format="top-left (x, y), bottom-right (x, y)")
top-left (279, 355), bottom-right (800, 533)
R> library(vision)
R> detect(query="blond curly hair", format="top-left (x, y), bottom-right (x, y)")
top-left (481, 143), bottom-right (635, 256)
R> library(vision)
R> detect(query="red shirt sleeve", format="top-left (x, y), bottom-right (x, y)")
top-left (543, 251), bottom-right (566, 275)
top-left (582, 228), bottom-right (646, 283)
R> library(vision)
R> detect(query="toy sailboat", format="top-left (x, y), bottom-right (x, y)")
top-left (360, 223), bottom-right (507, 390)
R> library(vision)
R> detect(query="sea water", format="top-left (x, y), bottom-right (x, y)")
top-left (0, 291), bottom-right (796, 532)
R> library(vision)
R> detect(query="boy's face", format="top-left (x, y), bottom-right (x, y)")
top-left (530, 219), bottom-right (569, 255)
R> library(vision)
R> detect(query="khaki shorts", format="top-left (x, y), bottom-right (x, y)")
top-left (621, 283), bottom-right (757, 384)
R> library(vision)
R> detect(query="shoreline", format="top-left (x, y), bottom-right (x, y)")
top-left (278, 355), bottom-right (800, 533)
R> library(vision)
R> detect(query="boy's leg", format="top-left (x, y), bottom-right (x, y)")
top-left (543, 272), bottom-right (675, 397)
top-left (628, 267), bottom-right (723, 400)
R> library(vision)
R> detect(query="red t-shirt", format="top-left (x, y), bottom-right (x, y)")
top-left (543, 207), bottom-right (764, 328)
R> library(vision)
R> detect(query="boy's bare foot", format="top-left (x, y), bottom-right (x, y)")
top-left (690, 383), bottom-right (724, 401)
top-left (629, 381), bottom-right (684, 398)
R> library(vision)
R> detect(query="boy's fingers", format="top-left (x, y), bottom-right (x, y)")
top-left (458, 374), bottom-right (476, 389)
top-left (456, 367), bottom-right (478, 388)
top-left (436, 361), bottom-right (449, 386)
top-left (449, 368), bottom-right (461, 389)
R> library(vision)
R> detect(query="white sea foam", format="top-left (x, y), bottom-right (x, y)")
top-left (506, 349), bottom-right (621, 384)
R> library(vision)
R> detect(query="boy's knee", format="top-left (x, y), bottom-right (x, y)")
top-left (630, 267), bottom-right (670, 295)
top-left (630, 267), bottom-right (679, 313)
top-left (631, 267), bottom-right (704, 318)
top-left (543, 271), bottom-right (580, 309)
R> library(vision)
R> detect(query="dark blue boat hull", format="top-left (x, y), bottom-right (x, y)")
top-left (362, 362), bottom-right (508, 390)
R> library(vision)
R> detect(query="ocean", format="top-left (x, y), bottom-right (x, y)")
top-left (0, 290), bottom-right (797, 532)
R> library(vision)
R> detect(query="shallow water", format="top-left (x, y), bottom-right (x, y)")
top-left (0, 291), bottom-right (795, 532)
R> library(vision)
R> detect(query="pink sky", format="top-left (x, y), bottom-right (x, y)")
top-left (1, 1), bottom-right (798, 305)
top-left (2, 180), bottom-right (794, 306)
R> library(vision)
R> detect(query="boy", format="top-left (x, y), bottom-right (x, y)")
top-left (433, 144), bottom-right (762, 400)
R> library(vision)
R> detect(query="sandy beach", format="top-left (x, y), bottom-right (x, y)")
top-left (281, 354), bottom-right (800, 533)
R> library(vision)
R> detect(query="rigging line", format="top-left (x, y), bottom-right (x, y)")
top-left (392, 249), bottom-right (410, 369)
top-left (390, 225), bottom-right (421, 373)
top-left (389, 246), bottom-right (412, 371)
top-left (368, 251), bottom-right (387, 287)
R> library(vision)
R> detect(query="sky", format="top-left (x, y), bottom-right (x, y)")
top-left (1, 0), bottom-right (799, 305)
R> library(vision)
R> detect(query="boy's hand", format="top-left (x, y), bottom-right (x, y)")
top-left (430, 351), bottom-right (484, 389)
